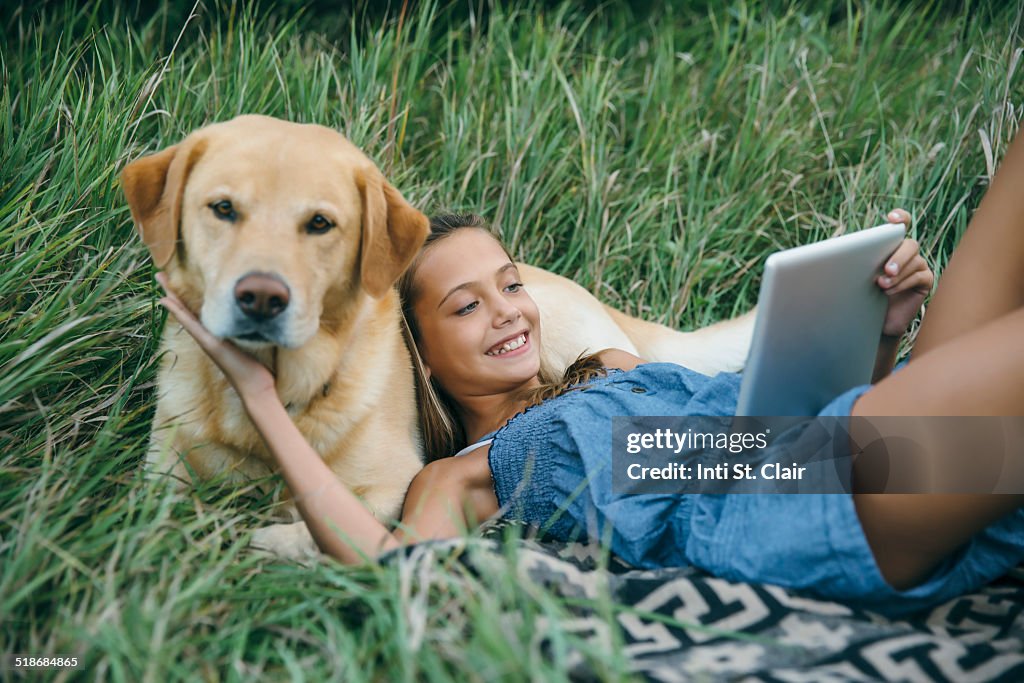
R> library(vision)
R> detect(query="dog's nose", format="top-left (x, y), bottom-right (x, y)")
top-left (234, 273), bottom-right (290, 321)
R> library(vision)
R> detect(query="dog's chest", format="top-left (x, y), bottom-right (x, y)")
top-left (213, 385), bottom-right (357, 458)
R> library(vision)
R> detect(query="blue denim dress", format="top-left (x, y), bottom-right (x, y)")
top-left (486, 362), bottom-right (1024, 617)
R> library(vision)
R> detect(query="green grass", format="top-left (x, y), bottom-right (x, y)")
top-left (1, 0), bottom-right (1021, 679)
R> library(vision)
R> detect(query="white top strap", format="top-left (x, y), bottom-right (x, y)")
top-left (452, 438), bottom-right (494, 458)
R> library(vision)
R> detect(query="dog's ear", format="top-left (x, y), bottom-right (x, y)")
top-left (121, 138), bottom-right (207, 268)
top-left (357, 169), bottom-right (430, 298)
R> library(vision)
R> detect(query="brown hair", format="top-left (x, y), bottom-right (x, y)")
top-left (398, 213), bottom-right (607, 461)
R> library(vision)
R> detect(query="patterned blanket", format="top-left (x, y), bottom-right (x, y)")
top-left (388, 521), bottom-right (1024, 682)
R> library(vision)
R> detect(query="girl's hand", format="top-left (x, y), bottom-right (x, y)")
top-left (878, 209), bottom-right (934, 337)
top-left (155, 272), bottom-right (278, 402)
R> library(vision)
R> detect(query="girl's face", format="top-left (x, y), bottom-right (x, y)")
top-left (411, 228), bottom-right (542, 398)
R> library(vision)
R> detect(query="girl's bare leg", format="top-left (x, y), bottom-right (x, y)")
top-left (850, 131), bottom-right (1024, 590)
top-left (852, 308), bottom-right (1024, 588)
top-left (912, 130), bottom-right (1024, 356)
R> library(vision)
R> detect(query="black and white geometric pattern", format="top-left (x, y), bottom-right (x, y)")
top-left (386, 521), bottom-right (1024, 682)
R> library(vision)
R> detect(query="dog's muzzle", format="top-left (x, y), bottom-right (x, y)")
top-left (230, 272), bottom-right (291, 344)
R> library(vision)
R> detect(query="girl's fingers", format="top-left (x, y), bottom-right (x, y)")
top-left (155, 274), bottom-right (274, 394)
top-left (880, 239), bottom-right (921, 278)
top-left (880, 210), bottom-right (914, 276)
top-left (879, 253), bottom-right (931, 289)
top-left (154, 272), bottom-right (181, 305)
top-left (883, 268), bottom-right (934, 296)
top-left (158, 294), bottom-right (195, 327)
top-left (159, 297), bottom-right (195, 334)
top-left (155, 272), bottom-right (190, 312)
top-left (886, 208), bottom-right (911, 225)
top-left (160, 296), bottom-right (220, 351)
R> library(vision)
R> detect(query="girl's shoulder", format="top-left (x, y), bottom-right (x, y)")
top-left (595, 347), bottom-right (647, 372)
top-left (419, 443), bottom-right (493, 484)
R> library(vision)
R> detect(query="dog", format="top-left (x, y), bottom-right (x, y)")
top-left (122, 115), bottom-right (754, 560)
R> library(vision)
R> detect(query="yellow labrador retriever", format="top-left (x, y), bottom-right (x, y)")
top-left (122, 115), bottom-right (754, 560)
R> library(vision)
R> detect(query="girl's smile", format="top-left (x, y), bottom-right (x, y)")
top-left (485, 331), bottom-right (530, 357)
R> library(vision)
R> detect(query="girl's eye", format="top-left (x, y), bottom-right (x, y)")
top-left (456, 301), bottom-right (478, 316)
top-left (209, 200), bottom-right (237, 222)
top-left (505, 282), bottom-right (523, 293)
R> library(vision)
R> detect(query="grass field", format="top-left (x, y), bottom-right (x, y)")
top-left (2, 0), bottom-right (1022, 679)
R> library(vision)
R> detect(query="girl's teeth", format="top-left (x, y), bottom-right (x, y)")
top-left (488, 334), bottom-right (526, 355)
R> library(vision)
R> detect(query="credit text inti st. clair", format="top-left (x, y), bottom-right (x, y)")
top-left (623, 427), bottom-right (808, 481)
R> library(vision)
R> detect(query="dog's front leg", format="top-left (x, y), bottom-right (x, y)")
top-left (252, 473), bottom-right (416, 564)
top-left (145, 427), bottom-right (275, 490)
top-left (249, 521), bottom-right (321, 564)
top-left (146, 434), bottom-right (323, 563)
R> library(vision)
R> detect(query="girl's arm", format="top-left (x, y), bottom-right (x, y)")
top-left (871, 335), bottom-right (902, 384)
top-left (871, 209), bottom-right (934, 382)
top-left (242, 392), bottom-right (402, 563)
top-left (243, 393), bottom-right (475, 563)
top-left (155, 274), bottom-right (470, 565)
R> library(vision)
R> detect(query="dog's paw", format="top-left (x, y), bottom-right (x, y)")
top-left (249, 522), bottom-right (321, 565)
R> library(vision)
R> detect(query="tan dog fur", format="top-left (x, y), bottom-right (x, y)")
top-left (123, 115), bottom-right (754, 560)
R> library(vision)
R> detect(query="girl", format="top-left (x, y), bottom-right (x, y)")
top-left (157, 135), bottom-right (1024, 616)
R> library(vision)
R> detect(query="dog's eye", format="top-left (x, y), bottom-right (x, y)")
top-left (306, 214), bottom-right (334, 235)
top-left (209, 200), bottom-right (237, 222)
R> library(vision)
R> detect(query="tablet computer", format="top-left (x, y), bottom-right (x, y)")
top-left (734, 223), bottom-right (907, 417)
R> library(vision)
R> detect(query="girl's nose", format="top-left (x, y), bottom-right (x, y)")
top-left (494, 299), bottom-right (522, 326)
